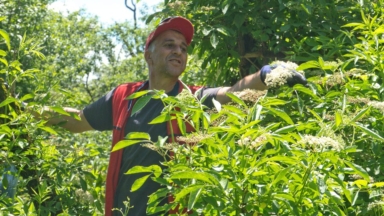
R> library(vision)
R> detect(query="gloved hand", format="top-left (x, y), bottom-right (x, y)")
top-left (260, 64), bottom-right (308, 87)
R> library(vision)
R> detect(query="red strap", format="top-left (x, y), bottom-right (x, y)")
top-left (105, 81), bottom-right (145, 216)
top-left (105, 80), bottom-right (200, 216)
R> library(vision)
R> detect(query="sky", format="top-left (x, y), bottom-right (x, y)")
top-left (49, 0), bottom-right (163, 25)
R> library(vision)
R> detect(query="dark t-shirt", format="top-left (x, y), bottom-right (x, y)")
top-left (83, 81), bottom-right (219, 216)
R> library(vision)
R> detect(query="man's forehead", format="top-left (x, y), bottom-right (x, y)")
top-left (155, 30), bottom-right (187, 45)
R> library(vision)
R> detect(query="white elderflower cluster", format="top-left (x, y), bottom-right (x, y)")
top-left (237, 134), bottom-right (269, 149)
top-left (233, 89), bottom-right (267, 102)
top-left (368, 101), bottom-right (384, 112)
top-left (75, 189), bottom-right (94, 204)
top-left (264, 61), bottom-right (302, 88)
top-left (300, 135), bottom-right (344, 152)
top-left (176, 88), bottom-right (196, 105)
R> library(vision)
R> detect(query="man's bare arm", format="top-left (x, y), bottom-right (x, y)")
top-left (32, 106), bottom-right (94, 133)
top-left (215, 71), bottom-right (267, 104)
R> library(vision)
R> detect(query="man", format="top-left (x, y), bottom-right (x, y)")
top-left (41, 17), bottom-right (307, 215)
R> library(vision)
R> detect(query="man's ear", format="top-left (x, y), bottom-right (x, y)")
top-left (144, 50), bottom-right (152, 63)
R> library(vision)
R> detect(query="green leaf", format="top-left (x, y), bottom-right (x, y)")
top-left (80, 177), bottom-right (87, 191)
top-left (170, 171), bottom-right (219, 185)
top-left (274, 193), bottom-right (296, 202)
top-left (234, 13), bottom-right (246, 28)
top-left (297, 61), bottom-right (320, 71)
top-left (0, 58), bottom-right (7, 67)
top-left (350, 107), bottom-right (369, 123)
top-left (125, 165), bottom-right (162, 178)
top-left (131, 174), bottom-right (150, 192)
top-left (342, 23), bottom-right (365, 28)
top-left (126, 90), bottom-right (151, 99)
top-left (274, 125), bottom-right (296, 134)
top-left (222, 4), bottom-right (229, 14)
top-left (0, 97), bottom-right (17, 108)
top-left (0, 50), bottom-right (6, 56)
top-left (226, 92), bottom-right (247, 108)
top-left (49, 106), bottom-right (71, 116)
top-left (175, 185), bottom-right (204, 202)
top-left (20, 94), bottom-right (34, 101)
top-left (126, 132), bottom-right (150, 140)
top-left (148, 113), bottom-right (172, 124)
top-left (131, 94), bottom-right (152, 116)
top-left (272, 166), bottom-right (291, 185)
top-left (212, 98), bottom-right (221, 112)
top-left (216, 27), bottom-right (232, 36)
top-left (210, 32), bottom-right (218, 48)
top-left (307, 108), bottom-right (322, 121)
top-left (235, 0), bottom-right (244, 6)
top-left (353, 123), bottom-right (384, 141)
top-left (112, 140), bottom-right (144, 152)
top-left (258, 156), bottom-right (298, 166)
top-left (318, 57), bottom-right (325, 69)
top-left (344, 160), bottom-right (370, 182)
top-left (0, 29), bottom-right (10, 50)
top-left (38, 126), bottom-right (58, 135)
top-left (351, 189), bottom-right (360, 206)
top-left (264, 107), bottom-right (294, 125)
top-left (293, 85), bottom-right (322, 102)
top-left (188, 187), bottom-right (202, 210)
top-left (335, 111), bottom-right (342, 127)
top-left (177, 116), bottom-right (186, 135)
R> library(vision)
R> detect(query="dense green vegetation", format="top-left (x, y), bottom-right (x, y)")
top-left (1, 0), bottom-right (384, 215)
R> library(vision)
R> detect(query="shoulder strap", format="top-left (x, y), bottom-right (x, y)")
top-left (105, 81), bottom-right (147, 216)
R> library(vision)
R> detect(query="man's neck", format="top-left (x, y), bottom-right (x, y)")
top-left (148, 77), bottom-right (179, 93)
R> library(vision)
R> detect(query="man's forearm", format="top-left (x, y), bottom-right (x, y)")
top-left (30, 106), bottom-right (93, 133)
top-left (215, 71), bottom-right (267, 104)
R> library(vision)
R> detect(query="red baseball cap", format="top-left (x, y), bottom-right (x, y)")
top-left (145, 16), bottom-right (194, 50)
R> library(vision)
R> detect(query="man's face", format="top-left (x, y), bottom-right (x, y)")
top-left (146, 30), bottom-right (188, 79)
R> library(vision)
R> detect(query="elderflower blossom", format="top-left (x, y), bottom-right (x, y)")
top-left (75, 189), bottom-right (94, 204)
top-left (368, 101), bottom-right (384, 112)
top-left (367, 201), bottom-right (384, 213)
top-left (233, 89), bottom-right (267, 103)
top-left (300, 135), bottom-right (344, 152)
top-left (264, 61), bottom-right (302, 88)
top-left (237, 134), bottom-right (269, 149)
top-left (176, 89), bottom-right (196, 105)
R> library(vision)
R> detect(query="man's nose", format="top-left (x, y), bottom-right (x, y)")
top-left (172, 46), bottom-right (183, 54)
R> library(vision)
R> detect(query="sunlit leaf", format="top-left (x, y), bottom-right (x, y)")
top-left (126, 90), bottom-right (150, 99)
top-left (212, 98), bottom-right (221, 112)
top-left (0, 29), bottom-right (11, 50)
top-left (353, 123), bottom-right (384, 141)
top-left (126, 132), bottom-right (150, 140)
top-left (210, 32), bottom-right (218, 48)
top-left (297, 61), bottom-right (320, 70)
top-left (188, 187), bottom-right (202, 210)
top-left (335, 111), bottom-right (342, 127)
top-left (344, 160), bottom-right (370, 181)
top-left (125, 165), bottom-right (162, 178)
top-left (170, 171), bottom-right (219, 185)
top-left (175, 185), bottom-right (204, 202)
top-left (38, 126), bottom-right (58, 135)
top-left (350, 107), bottom-right (370, 123)
top-left (131, 174), bottom-right (150, 192)
top-left (131, 94), bottom-right (152, 116)
top-left (111, 140), bottom-right (144, 152)
top-left (226, 92), bottom-right (247, 108)
top-left (148, 113), bottom-right (172, 124)
top-left (264, 107), bottom-right (294, 125)
top-left (0, 97), bottom-right (17, 108)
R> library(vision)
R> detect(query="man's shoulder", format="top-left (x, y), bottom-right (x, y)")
top-left (116, 81), bottom-right (145, 89)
